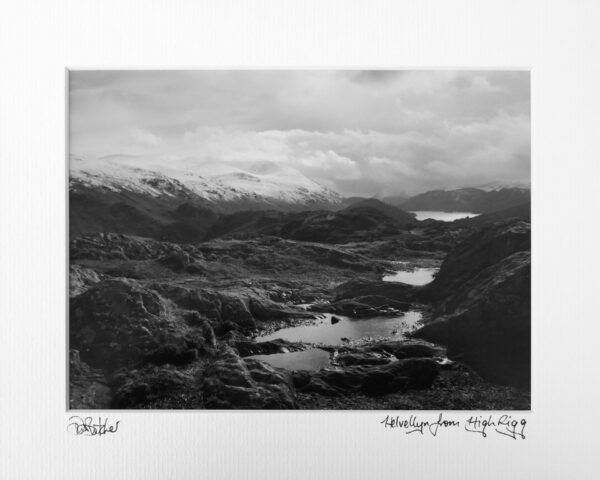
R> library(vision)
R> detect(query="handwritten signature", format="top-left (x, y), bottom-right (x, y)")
top-left (380, 413), bottom-right (526, 439)
top-left (67, 416), bottom-right (120, 436)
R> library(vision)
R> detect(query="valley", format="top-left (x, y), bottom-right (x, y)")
top-left (69, 178), bottom-right (531, 410)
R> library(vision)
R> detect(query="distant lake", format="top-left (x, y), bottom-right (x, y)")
top-left (382, 266), bottom-right (438, 285)
top-left (411, 211), bottom-right (479, 221)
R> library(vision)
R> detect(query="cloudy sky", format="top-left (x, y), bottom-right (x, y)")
top-left (69, 70), bottom-right (530, 197)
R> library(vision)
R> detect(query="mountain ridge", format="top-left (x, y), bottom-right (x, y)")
top-left (396, 187), bottom-right (530, 214)
top-left (70, 155), bottom-right (342, 209)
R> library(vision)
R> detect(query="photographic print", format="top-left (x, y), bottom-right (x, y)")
top-left (68, 70), bottom-right (531, 410)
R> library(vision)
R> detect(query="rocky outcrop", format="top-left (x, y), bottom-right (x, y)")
top-left (70, 264), bottom-right (101, 297)
top-left (334, 278), bottom-right (419, 303)
top-left (233, 339), bottom-right (305, 357)
top-left (415, 220), bottom-right (531, 387)
top-left (70, 232), bottom-right (203, 263)
top-left (202, 348), bottom-right (297, 409)
top-left (293, 357), bottom-right (439, 397)
top-left (152, 283), bottom-right (315, 336)
top-left (369, 340), bottom-right (445, 359)
top-left (423, 220), bottom-right (530, 305)
top-left (70, 278), bottom-right (211, 371)
top-left (327, 295), bottom-right (411, 317)
top-left (152, 284), bottom-right (223, 321)
top-left (110, 364), bottom-right (201, 409)
top-left (335, 351), bottom-right (392, 366)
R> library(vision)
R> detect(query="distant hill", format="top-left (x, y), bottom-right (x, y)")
top-left (399, 187), bottom-right (530, 214)
top-left (206, 199), bottom-right (417, 244)
top-left (338, 196), bottom-right (371, 209)
top-left (69, 186), bottom-right (220, 243)
top-left (342, 198), bottom-right (416, 224)
top-left (475, 181), bottom-right (530, 192)
top-left (70, 155), bottom-right (345, 242)
top-left (457, 202), bottom-right (531, 226)
top-left (379, 194), bottom-right (410, 208)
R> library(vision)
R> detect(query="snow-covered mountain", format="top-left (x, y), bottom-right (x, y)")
top-left (69, 155), bottom-right (342, 208)
top-left (474, 181), bottom-right (530, 192)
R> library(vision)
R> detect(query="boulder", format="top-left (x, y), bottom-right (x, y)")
top-left (219, 295), bottom-right (256, 329)
top-left (202, 348), bottom-right (297, 409)
top-left (159, 250), bottom-right (192, 272)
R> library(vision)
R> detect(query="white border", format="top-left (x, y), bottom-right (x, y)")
top-left (2, 1), bottom-right (600, 478)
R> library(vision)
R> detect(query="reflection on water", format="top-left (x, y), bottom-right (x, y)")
top-left (248, 348), bottom-right (330, 371)
top-left (382, 267), bottom-right (438, 285)
top-left (411, 211), bottom-right (478, 221)
top-left (256, 311), bottom-right (423, 346)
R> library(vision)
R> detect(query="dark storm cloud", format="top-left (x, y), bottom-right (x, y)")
top-left (69, 70), bottom-right (530, 196)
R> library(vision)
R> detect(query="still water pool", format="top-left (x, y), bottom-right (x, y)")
top-left (411, 211), bottom-right (478, 222)
top-left (256, 311), bottom-right (423, 346)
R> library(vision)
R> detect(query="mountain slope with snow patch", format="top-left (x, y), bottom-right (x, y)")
top-left (70, 155), bottom-right (342, 208)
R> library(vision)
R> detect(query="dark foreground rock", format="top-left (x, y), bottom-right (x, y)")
top-left (202, 348), bottom-right (298, 409)
top-left (296, 362), bottom-right (530, 410)
top-left (335, 351), bottom-right (392, 366)
top-left (70, 278), bottom-right (212, 371)
top-left (111, 364), bottom-right (202, 409)
top-left (293, 357), bottom-right (439, 397)
top-left (424, 220), bottom-right (530, 306)
top-left (69, 350), bottom-right (111, 409)
top-left (416, 220), bottom-right (531, 388)
top-left (369, 340), bottom-right (445, 359)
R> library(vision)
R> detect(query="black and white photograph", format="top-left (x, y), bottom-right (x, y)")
top-left (68, 70), bottom-right (531, 410)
